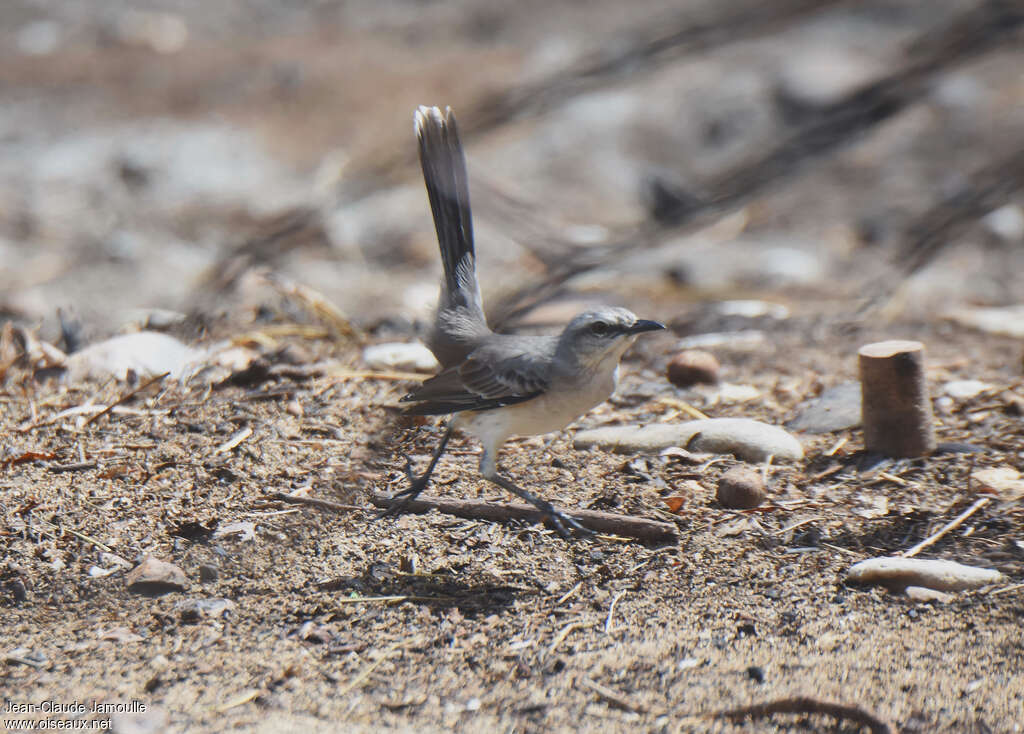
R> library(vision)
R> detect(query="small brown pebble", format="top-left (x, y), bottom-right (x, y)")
top-left (125, 556), bottom-right (188, 596)
top-left (716, 466), bottom-right (766, 509)
top-left (667, 349), bottom-right (720, 387)
top-left (199, 563), bottom-right (220, 583)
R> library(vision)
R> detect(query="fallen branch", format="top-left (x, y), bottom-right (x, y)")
top-left (368, 492), bottom-right (678, 543)
top-left (707, 696), bottom-right (895, 734)
top-left (336, 0), bottom-right (844, 202)
top-left (489, 1), bottom-right (1024, 324)
top-left (270, 490), bottom-right (677, 543)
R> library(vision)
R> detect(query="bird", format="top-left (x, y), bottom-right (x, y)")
top-left (382, 105), bottom-right (664, 538)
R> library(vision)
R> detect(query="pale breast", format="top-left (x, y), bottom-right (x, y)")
top-left (455, 364), bottom-right (620, 446)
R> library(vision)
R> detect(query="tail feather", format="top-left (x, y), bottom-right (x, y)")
top-left (415, 106), bottom-right (476, 305)
top-left (415, 106), bottom-right (490, 367)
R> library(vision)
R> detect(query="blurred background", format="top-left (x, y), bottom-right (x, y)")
top-left (1, 0), bottom-right (1022, 343)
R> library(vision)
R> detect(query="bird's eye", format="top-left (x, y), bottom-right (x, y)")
top-left (590, 321), bottom-right (609, 337)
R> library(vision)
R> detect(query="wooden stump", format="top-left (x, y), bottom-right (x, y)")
top-left (858, 340), bottom-right (936, 457)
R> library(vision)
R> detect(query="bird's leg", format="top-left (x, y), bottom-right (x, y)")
top-left (479, 448), bottom-right (594, 540)
top-left (379, 425), bottom-right (453, 519)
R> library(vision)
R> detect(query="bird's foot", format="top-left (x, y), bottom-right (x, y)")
top-left (504, 484), bottom-right (594, 540)
top-left (537, 503), bottom-right (595, 540)
top-left (486, 470), bottom-right (594, 540)
top-left (377, 454), bottom-right (429, 519)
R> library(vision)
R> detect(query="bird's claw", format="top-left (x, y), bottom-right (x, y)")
top-left (378, 458), bottom-right (428, 520)
top-left (545, 509), bottom-right (595, 540)
top-left (376, 486), bottom-right (417, 520)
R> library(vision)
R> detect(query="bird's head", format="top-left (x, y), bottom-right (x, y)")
top-left (556, 307), bottom-right (664, 369)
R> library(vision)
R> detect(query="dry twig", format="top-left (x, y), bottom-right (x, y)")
top-left (83, 371), bottom-right (169, 427)
top-left (546, 621), bottom-right (586, 659)
top-left (47, 461), bottom-right (98, 474)
top-left (902, 497), bottom-right (991, 558)
top-left (271, 489), bottom-right (677, 543)
top-left (604, 590), bottom-right (627, 634)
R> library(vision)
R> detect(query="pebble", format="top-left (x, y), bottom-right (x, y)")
top-left (846, 557), bottom-right (1005, 592)
top-left (213, 521), bottom-right (256, 542)
top-left (971, 467), bottom-right (1024, 502)
top-left (942, 379), bottom-right (994, 400)
top-left (198, 563), bottom-right (220, 583)
top-left (66, 331), bottom-right (206, 381)
top-left (715, 300), bottom-right (790, 320)
top-left (362, 342), bottom-right (439, 373)
top-left (775, 47), bottom-right (881, 111)
top-left (574, 418), bottom-right (803, 462)
top-left (176, 598), bottom-right (236, 622)
top-left (99, 627), bottom-right (144, 643)
top-left (717, 466), bottom-right (766, 509)
top-left (666, 349), bottom-right (720, 386)
top-left (101, 552), bottom-right (133, 569)
top-left (125, 556), bottom-right (188, 595)
top-left (786, 382), bottom-right (861, 434)
top-left (946, 305), bottom-right (1024, 339)
top-left (696, 382), bottom-right (761, 404)
top-left (677, 330), bottom-right (765, 351)
top-left (982, 204), bottom-right (1024, 242)
top-left (905, 586), bottom-right (954, 604)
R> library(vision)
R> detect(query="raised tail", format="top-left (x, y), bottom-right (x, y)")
top-left (415, 106), bottom-right (489, 366)
top-left (415, 106), bottom-right (478, 307)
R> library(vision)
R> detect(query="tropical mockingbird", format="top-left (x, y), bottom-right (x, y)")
top-left (382, 105), bottom-right (664, 537)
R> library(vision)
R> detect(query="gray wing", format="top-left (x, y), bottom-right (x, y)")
top-left (401, 351), bottom-right (550, 416)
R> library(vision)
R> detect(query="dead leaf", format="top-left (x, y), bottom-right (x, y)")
top-left (663, 496), bottom-right (686, 513)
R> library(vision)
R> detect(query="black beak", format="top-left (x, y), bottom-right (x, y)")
top-left (626, 319), bottom-right (665, 335)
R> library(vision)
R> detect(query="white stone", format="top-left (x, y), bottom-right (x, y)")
top-left (677, 331), bottom-right (765, 351)
top-left (715, 300), bottom-right (790, 320)
top-left (574, 418), bottom-right (803, 462)
top-left (847, 557), bottom-right (1005, 592)
top-left (66, 331), bottom-right (206, 381)
top-left (942, 379), bottom-right (994, 400)
top-left (946, 305), bottom-right (1024, 338)
top-left (363, 342), bottom-right (439, 373)
top-left (982, 204), bottom-right (1024, 242)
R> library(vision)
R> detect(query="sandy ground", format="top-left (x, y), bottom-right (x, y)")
top-left (2, 1), bottom-right (1023, 732)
